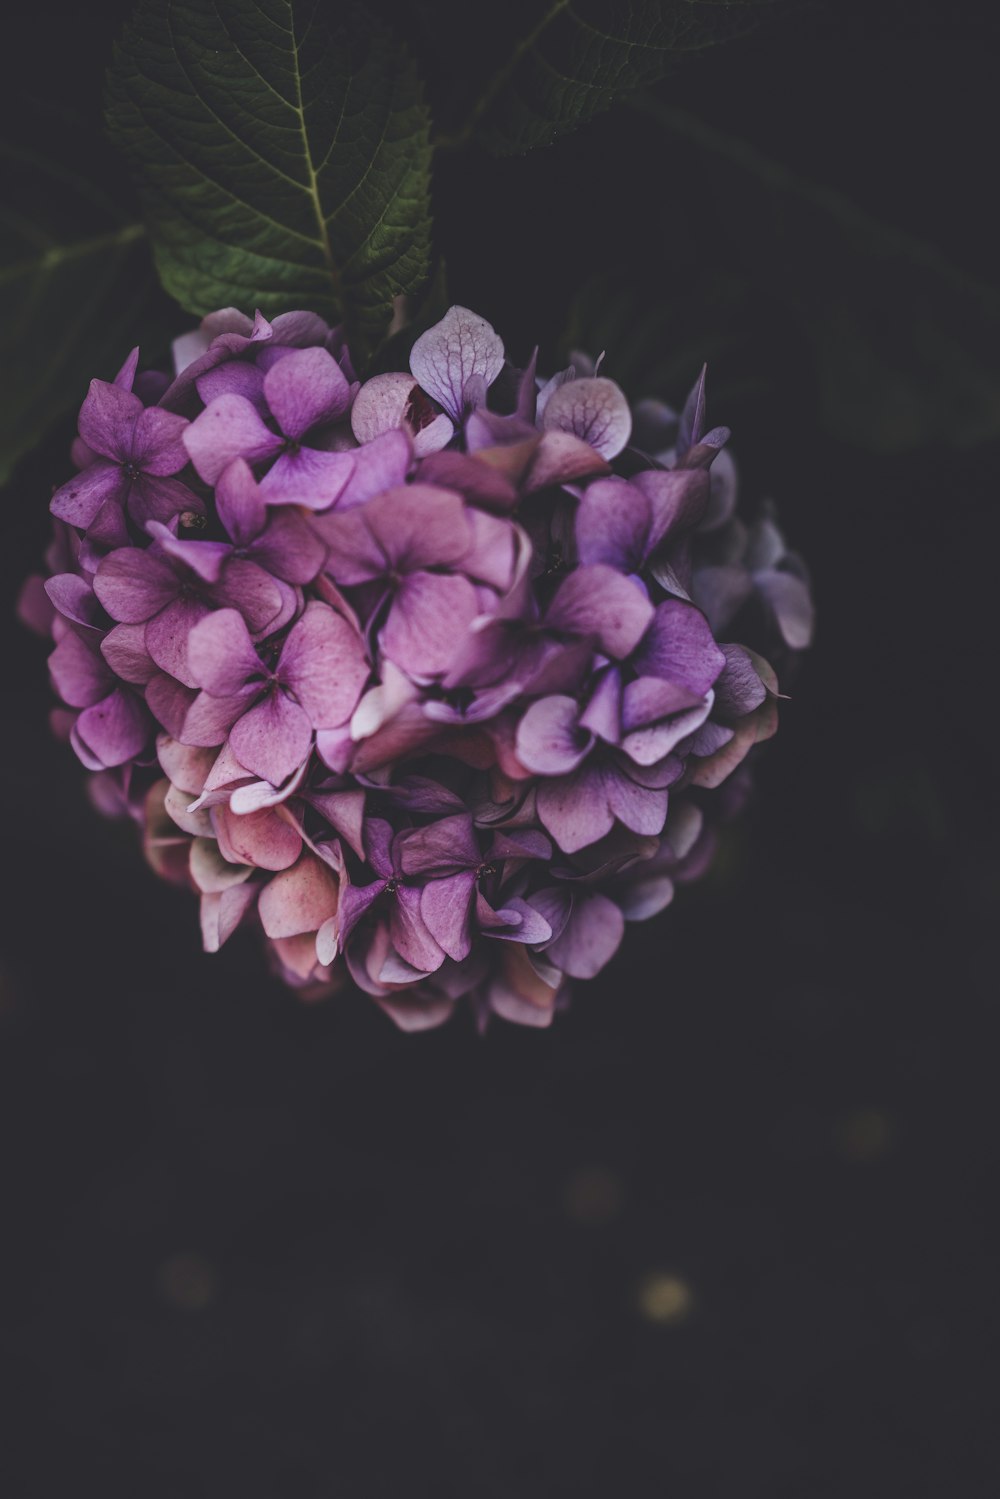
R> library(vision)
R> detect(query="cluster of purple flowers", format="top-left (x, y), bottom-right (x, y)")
top-left (21, 305), bottom-right (813, 1030)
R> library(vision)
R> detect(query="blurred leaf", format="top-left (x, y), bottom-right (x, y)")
top-left (106, 0), bottom-right (433, 364)
top-left (0, 113), bottom-right (155, 487)
top-left (446, 0), bottom-right (784, 156)
top-left (631, 97), bottom-right (1000, 451)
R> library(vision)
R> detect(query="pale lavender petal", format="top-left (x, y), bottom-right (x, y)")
top-left (186, 608), bottom-right (263, 696)
top-left (621, 692), bottom-right (713, 765)
top-left (412, 413), bottom-right (455, 456)
top-left (93, 548), bottom-right (177, 623)
top-left (409, 305), bottom-right (505, 424)
top-left (50, 462), bottom-right (125, 529)
top-left (546, 565), bottom-right (654, 659)
top-left (77, 379), bottom-right (142, 461)
top-left (229, 689), bottom-right (313, 786)
top-left (277, 601), bottom-right (369, 727)
top-left (540, 376), bottom-right (632, 460)
top-left (579, 665), bottom-right (622, 743)
top-left (182, 394), bottom-right (284, 483)
top-left (258, 445), bottom-right (355, 511)
top-left (516, 696), bottom-right (593, 776)
top-left (713, 644), bottom-right (768, 718)
top-left (603, 762), bottom-right (669, 836)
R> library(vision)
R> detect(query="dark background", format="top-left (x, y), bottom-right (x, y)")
top-left (2, 2), bottom-right (999, 1494)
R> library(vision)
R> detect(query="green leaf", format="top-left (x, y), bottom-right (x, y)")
top-left (629, 97), bottom-right (1000, 452)
top-left (446, 0), bottom-right (784, 156)
top-left (106, 0), bottom-right (433, 363)
top-left (0, 109), bottom-right (156, 487)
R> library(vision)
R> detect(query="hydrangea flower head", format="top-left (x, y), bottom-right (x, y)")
top-left (22, 304), bottom-right (813, 1031)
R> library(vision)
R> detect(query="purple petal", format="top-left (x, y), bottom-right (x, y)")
top-left (212, 559), bottom-right (284, 634)
top-left (524, 430), bottom-right (610, 492)
top-left (362, 485), bottom-right (472, 572)
top-left (196, 361), bottom-right (267, 411)
top-left (263, 345), bottom-right (351, 439)
top-left (755, 569), bottom-right (816, 649)
top-left (691, 565), bottom-right (754, 635)
top-left (258, 445), bottom-right (355, 511)
top-left (177, 687), bottom-right (254, 747)
top-left (182, 393), bottom-right (284, 484)
top-left (144, 595), bottom-right (211, 686)
top-left (397, 813), bottom-right (480, 877)
top-left (420, 870), bottom-right (477, 962)
top-left (540, 376), bottom-right (632, 460)
top-left (128, 475), bottom-right (204, 529)
top-left (146, 521), bottom-right (230, 584)
top-left (93, 548), bottom-right (177, 624)
top-left (49, 632), bottom-right (110, 707)
top-left (50, 461), bottom-right (125, 529)
top-left (677, 364), bottom-right (707, 458)
top-left (387, 883), bottom-right (446, 974)
top-left (44, 573), bottom-right (102, 633)
top-left (77, 379), bottom-right (142, 461)
top-left (633, 600), bottom-right (726, 692)
top-left (277, 600), bottom-right (369, 727)
top-left (516, 696), bottom-right (593, 775)
top-left (229, 689), bottom-right (313, 786)
top-left (101, 623), bottom-right (158, 684)
top-left (336, 428), bottom-right (412, 510)
top-left (186, 608), bottom-right (263, 696)
top-left (382, 572), bottom-right (480, 678)
top-left (146, 674), bottom-right (198, 737)
top-left (409, 305), bottom-right (505, 425)
top-left (713, 644), bottom-right (768, 718)
top-left (575, 478), bottom-right (652, 569)
top-left (416, 449), bottom-right (518, 512)
top-left (632, 467), bottom-right (710, 545)
top-left (536, 764), bottom-right (615, 853)
top-left (129, 406), bottom-right (190, 475)
top-left (250, 508), bottom-right (326, 583)
top-left (603, 761), bottom-right (669, 836)
top-left (75, 687), bottom-right (148, 767)
top-left (546, 565), bottom-right (654, 659)
top-left (544, 890), bottom-right (625, 980)
top-left (215, 458), bottom-right (266, 546)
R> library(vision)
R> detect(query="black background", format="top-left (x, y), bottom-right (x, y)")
top-left (2, 2), bottom-right (999, 1494)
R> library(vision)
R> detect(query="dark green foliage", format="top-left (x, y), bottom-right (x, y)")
top-left (106, 0), bottom-right (433, 364)
top-left (0, 112), bottom-right (156, 485)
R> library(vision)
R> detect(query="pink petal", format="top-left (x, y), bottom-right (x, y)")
top-left (258, 854), bottom-right (339, 939)
top-left (75, 687), bottom-right (149, 767)
top-left (516, 695), bottom-right (593, 775)
top-left (546, 565), bottom-right (654, 659)
top-left (214, 804), bottom-right (302, 871)
top-left (50, 461), bottom-right (125, 529)
top-left (93, 547), bottom-right (177, 624)
top-left (49, 632), bottom-right (110, 707)
top-left (187, 607), bottom-right (263, 695)
top-left (382, 572), bottom-right (480, 678)
top-left (144, 595), bottom-right (211, 687)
